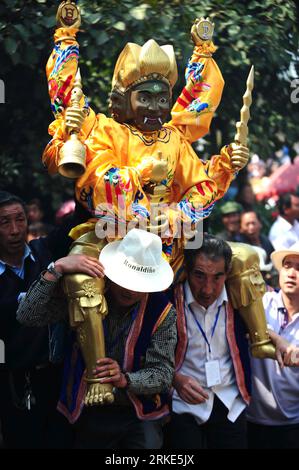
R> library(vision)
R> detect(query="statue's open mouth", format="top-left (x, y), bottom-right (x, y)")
top-left (143, 117), bottom-right (163, 125)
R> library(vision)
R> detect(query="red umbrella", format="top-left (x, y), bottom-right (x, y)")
top-left (256, 158), bottom-right (299, 200)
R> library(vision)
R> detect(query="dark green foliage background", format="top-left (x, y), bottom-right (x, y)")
top-left (0, 0), bottom-right (298, 211)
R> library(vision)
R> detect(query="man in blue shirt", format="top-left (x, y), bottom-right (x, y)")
top-left (0, 190), bottom-right (80, 448)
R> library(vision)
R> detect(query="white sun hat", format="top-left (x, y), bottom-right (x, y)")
top-left (251, 246), bottom-right (273, 272)
top-left (271, 241), bottom-right (299, 271)
top-left (99, 228), bottom-right (174, 292)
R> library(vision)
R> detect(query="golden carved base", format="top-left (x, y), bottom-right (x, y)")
top-left (84, 380), bottom-right (114, 406)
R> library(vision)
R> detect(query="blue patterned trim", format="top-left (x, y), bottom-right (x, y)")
top-left (162, 242), bottom-right (173, 257)
top-left (178, 200), bottom-right (215, 223)
top-left (52, 44), bottom-right (79, 75)
top-left (185, 60), bottom-right (204, 82)
top-left (131, 203), bottom-right (149, 219)
top-left (187, 100), bottom-right (209, 113)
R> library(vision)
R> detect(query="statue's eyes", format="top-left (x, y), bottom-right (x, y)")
top-left (159, 97), bottom-right (168, 104)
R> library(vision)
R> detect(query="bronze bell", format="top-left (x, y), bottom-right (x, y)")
top-left (58, 67), bottom-right (87, 179)
top-left (58, 133), bottom-right (86, 179)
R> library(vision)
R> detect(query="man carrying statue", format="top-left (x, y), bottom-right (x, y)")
top-left (41, 0), bottom-right (276, 409)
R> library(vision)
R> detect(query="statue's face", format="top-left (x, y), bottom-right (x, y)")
top-left (130, 81), bottom-right (171, 132)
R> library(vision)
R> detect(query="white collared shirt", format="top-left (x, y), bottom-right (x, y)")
top-left (247, 290), bottom-right (299, 425)
top-left (0, 244), bottom-right (35, 280)
top-left (269, 216), bottom-right (299, 249)
top-left (172, 280), bottom-right (246, 424)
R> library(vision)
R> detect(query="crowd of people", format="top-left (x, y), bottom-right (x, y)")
top-left (0, 189), bottom-right (299, 449)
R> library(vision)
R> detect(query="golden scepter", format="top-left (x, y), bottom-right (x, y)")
top-left (56, 0), bottom-right (87, 179)
top-left (234, 65), bottom-right (254, 146)
top-left (229, 65), bottom-right (254, 172)
top-left (228, 66), bottom-right (276, 359)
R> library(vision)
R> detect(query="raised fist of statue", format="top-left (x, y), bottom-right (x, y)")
top-left (150, 152), bottom-right (168, 184)
top-left (148, 213), bottom-right (169, 236)
top-left (56, 1), bottom-right (81, 29)
top-left (65, 106), bottom-right (86, 133)
top-left (191, 17), bottom-right (214, 46)
top-left (229, 142), bottom-right (250, 171)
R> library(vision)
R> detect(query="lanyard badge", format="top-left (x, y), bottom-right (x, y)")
top-left (205, 360), bottom-right (221, 387)
top-left (189, 303), bottom-right (223, 388)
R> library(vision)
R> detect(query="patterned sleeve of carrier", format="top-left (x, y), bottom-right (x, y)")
top-left (16, 274), bottom-right (67, 326)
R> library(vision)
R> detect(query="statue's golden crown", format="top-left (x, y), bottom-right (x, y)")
top-left (112, 39), bottom-right (178, 94)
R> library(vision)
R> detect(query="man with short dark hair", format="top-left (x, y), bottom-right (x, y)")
top-left (169, 234), bottom-right (250, 449)
top-left (240, 210), bottom-right (274, 262)
top-left (0, 190), bottom-right (82, 448)
top-left (217, 201), bottom-right (243, 242)
top-left (269, 192), bottom-right (299, 249)
top-left (247, 241), bottom-right (299, 449)
top-left (169, 233), bottom-right (297, 449)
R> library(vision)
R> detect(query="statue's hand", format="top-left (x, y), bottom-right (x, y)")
top-left (148, 207), bottom-right (183, 239)
top-left (150, 153), bottom-right (168, 184)
top-left (229, 142), bottom-right (249, 171)
top-left (56, 1), bottom-right (81, 29)
top-left (191, 17), bottom-right (214, 45)
top-left (147, 213), bottom-right (169, 236)
top-left (65, 106), bottom-right (85, 133)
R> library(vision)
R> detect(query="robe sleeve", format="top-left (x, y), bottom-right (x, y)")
top-left (170, 42), bottom-right (224, 143)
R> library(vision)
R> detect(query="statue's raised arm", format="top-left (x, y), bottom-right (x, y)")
top-left (43, 0), bottom-right (96, 178)
top-left (170, 17), bottom-right (225, 143)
